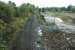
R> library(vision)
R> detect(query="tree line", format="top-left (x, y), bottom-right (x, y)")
top-left (39, 5), bottom-right (75, 12)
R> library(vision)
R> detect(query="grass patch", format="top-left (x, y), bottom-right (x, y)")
top-left (47, 12), bottom-right (72, 23)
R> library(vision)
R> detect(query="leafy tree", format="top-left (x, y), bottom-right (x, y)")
top-left (8, 1), bottom-right (17, 17)
top-left (71, 6), bottom-right (75, 12)
top-left (0, 1), bottom-right (11, 23)
top-left (66, 5), bottom-right (73, 11)
top-left (19, 3), bottom-right (35, 17)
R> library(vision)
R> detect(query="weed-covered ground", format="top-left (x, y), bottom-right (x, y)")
top-left (46, 12), bottom-right (75, 24)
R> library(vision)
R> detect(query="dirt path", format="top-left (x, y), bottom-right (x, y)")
top-left (11, 16), bottom-right (40, 50)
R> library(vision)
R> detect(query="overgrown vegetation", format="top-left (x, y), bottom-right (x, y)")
top-left (47, 12), bottom-right (72, 23)
top-left (0, 0), bottom-right (75, 50)
top-left (0, 1), bottom-right (38, 50)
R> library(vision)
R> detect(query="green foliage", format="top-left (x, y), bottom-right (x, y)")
top-left (0, 1), bottom-right (10, 23)
top-left (0, 1), bottom-right (37, 50)
top-left (0, 19), bottom-right (7, 32)
top-left (19, 3), bottom-right (35, 17)
top-left (71, 7), bottom-right (75, 12)
top-left (40, 5), bottom-right (75, 13)
top-left (67, 5), bottom-right (73, 11)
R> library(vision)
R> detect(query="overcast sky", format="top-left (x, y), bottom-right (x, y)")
top-left (1, 0), bottom-right (75, 7)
